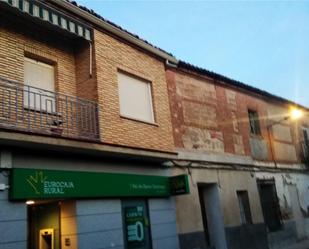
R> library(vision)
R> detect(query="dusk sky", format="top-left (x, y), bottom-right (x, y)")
top-left (77, 0), bottom-right (309, 107)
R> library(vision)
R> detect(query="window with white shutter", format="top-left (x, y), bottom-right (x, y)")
top-left (24, 57), bottom-right (55, 113)
top-left (117, 72), bottom-right (154, 123)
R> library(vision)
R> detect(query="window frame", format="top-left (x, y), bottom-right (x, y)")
top-left (117, 71), bottom-right (155, 125)
top-left (23, 57), bottom-right (56, 114)
top-left (248, 109), bottom-right (262, 136)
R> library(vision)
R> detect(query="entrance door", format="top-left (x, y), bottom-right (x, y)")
top-left (288, 185), bottom-right (306, 239)
top-left (257, 180), bottom-right (282, 232)
top-left (198, 184), bottom-right (228, 249)
top-left (122, 199), bottom-right (152, 249)
top-left (28, 202), bottom-right (60, 249)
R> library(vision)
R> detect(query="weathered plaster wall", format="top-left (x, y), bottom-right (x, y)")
top-left (174, 167), bottom-right (264, 233)
top-left (166, 69), bottom-right (272, 160)
top-left (267, 105), bottom-right (299, 163)
top-left (255, 172), bottom-right (309, 248)
top-left (173, 167), bottom-right (266, 249)
top-left (167, 69), bottom-right (309, 167)
top-left (255, 172), bottom-right (309, 223)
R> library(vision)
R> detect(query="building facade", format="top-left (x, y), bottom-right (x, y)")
top-left (0, 1), bottom-right (309, 249)
top-left (167, 62), bottom-right (309, 249)
top-left (0, 1), bottom-right (188, 249)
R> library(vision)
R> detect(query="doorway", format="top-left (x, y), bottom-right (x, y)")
top-left (198, 183), bottom-right (228, 249)
top-left (257, 180), bottom-right (282, 232)
top-left (28, 202), bottom-right (60, 249)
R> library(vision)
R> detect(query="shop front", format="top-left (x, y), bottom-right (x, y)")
top-left (9, 168), bottom-right (189, 249)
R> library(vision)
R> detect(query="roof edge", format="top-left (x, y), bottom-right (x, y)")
top-left (177, 61), bottom-right (309, 110)
top-left (49, 0), bottom-right (178, 64)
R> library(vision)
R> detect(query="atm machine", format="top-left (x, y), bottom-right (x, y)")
top-left (39, 228), bottom-right (54, 249)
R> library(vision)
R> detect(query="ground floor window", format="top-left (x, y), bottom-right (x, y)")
top-left (237, 190), bottom-right (253, 225)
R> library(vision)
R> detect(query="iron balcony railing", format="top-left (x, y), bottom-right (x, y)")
top-left (300, 140), bottom-right (309, 165)
top-left (0, 77), bottom-right (100, 141)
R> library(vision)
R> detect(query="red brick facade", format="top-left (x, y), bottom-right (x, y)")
top-left (167, 68), bottom-right (305, 163)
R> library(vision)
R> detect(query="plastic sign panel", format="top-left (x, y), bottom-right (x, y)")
top-left (10, 168), bottom-right (190, 200)
top-left (170, 174), bottom-right (190, 195)
top-left (125, 206), bottom-right (146, 248)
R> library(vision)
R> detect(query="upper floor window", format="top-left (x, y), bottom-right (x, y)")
top-left (117, 72), bottom-right (155, 124)
top-left (248, 109), bottom-right (261, 135)
top-left (302, 127), bottom-right (309, 161)
top-left (303, 127), bottom-right (309, 142)
top-left (24, 57), bottom-right (55, 113)
top-left (237, 190), bottom-right (253, 225)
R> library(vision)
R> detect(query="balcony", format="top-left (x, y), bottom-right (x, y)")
top-left (300, 140), bottom-right (309, 166)
top-left (0, 77), bottom-right (99, 141)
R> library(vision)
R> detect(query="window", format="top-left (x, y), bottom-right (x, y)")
top-left (248, 109), bottom-right (261, 135)
top-left (303, 128), bottom-right (309, 142)
top-left (302, 127), bottom-right (309, 161)
top-left (237, 190), bottom-right (253, 225)
top-left (117, 72), bottom-right (154, 123)
top-left (24, 57), bottom-right (55, 113)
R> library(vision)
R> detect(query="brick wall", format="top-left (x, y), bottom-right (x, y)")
top-left (75, 40), bottom-right (98, 102)
top-left (94, 29), bottom-right (174, 152)
top-left (167, 68), bottom-right (291, 162)
top-left (0, 12), bottom-right (174, 152)
top-left (0, 13), bottom-right (77, 96)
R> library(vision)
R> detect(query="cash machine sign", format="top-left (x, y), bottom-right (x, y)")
top-left (125, 206), bottom-right (145, 247)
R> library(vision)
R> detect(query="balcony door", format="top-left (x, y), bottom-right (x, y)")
top-left (24, 57), bottom-right (55, 113)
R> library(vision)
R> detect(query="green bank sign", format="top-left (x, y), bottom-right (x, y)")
top-left (10, 168), bottom-right (189, 200)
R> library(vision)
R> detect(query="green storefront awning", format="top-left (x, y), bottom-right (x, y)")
top-left (1, 0), bottom-right (92, 41)
top-left (10, 168), bottom-right (190, 200)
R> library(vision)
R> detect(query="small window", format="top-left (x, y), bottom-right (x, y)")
top-left (302, 127), bottom-right (309, 161)
top-left (248, 109), bottom-right (261, 135)
top-left (237, 190), bottom-right (253, 225)
top-left (117, 72), bottom-right (154, 123)
top-left (24, 57), bottom-right (55, 113)
top-left (303, 128), bottom-right (309, 142)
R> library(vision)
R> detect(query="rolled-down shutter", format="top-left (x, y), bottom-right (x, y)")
top-left (24, 58), bottom-right (55, 112)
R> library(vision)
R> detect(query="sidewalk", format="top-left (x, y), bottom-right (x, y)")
top-left (282, 240), bottom-right (309, 249)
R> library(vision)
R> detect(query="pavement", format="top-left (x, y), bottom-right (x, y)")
top-left (282, 240), bottom-right (309, 249)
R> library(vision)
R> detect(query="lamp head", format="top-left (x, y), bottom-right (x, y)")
top-left (290, 108), bottom-right (303, 120)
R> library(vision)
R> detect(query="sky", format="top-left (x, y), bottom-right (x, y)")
top-left (77, 0), bottom-right (309, 107)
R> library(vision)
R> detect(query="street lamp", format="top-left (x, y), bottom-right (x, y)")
top-left (290, 108), bottom-right (304, 120)
top-left (267, 107), bottom-right (303, 167)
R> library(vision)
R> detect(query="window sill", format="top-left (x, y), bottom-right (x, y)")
top-left (250, 134), bottom-right (264, 140)
top-left (120, 115), bottom-right (158, 127)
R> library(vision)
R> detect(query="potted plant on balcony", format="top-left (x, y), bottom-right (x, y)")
top-left (50, 119), bottom-right (64, 136)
